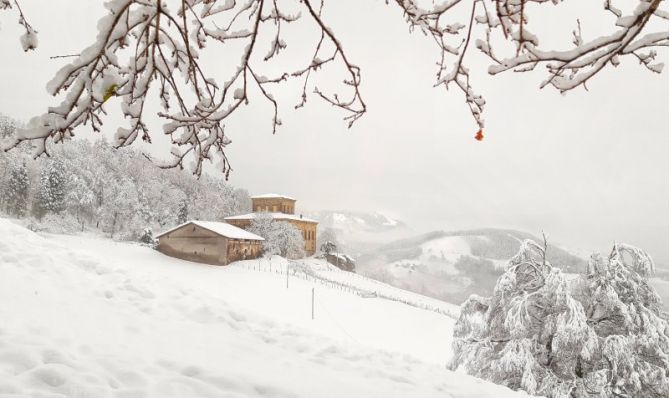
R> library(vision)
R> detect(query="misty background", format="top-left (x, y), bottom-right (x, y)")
top-left (1, 1), bottom-right (668, 265)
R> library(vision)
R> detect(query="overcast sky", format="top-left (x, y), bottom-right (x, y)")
top-left (1, 1), bottom-right (668, 263)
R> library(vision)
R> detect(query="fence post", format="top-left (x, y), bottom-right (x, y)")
top-left (311, 287), bottom-right (315, 320)
top-left (286, 266), bottom-right (289, 289)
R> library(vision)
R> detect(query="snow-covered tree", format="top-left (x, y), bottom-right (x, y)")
top-left (32, 158), bottom-right (66, 219)
top-left (248, 213), bottom-right (305, 259)
top-left (176, 199), bottom-right (189, 225)
top-left (248, 212), bottom-right (281, 257)
top-left (138, 227), bottom-right (156, 246)
top-left (65, 174), bottom-right (95, 230)
top-left (272, 221), bottom-right (306, 260)
top-left (0, 114), bottom-right (17, 139)
top-left (99, 177), bottom-right (141, 238)
top-left (231, 189), bottom-right (252, 215)
top-left (2, 159), bottom-right (29, 217)
top-left (317, 227), bottom-right (340, 253)
top-left (449, 238), bottom-right (669, 398)
top-left (3, 1), bottom-right (669, 173)
top-left (320, 241), bottom-right (337, 257)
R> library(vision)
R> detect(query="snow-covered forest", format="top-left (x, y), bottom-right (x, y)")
top-left (0, 115), bottom-right (251, 239)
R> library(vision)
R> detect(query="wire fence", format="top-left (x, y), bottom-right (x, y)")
top-left (235, 258), bottom-right (459, 320)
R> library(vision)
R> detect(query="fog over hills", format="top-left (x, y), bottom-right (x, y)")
top-left (353, 228), bottom-right (586, 305)
top-left (308, 210), bottom-right (414, 255)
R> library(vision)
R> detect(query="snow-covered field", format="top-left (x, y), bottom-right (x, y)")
top-left (0, 218), bottom-right (531, 398)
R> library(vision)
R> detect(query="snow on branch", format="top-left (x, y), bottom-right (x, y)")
top-left (392, 0), bottom-right (669, 130)
top-left (2, 0), bottom-right (365, 176)
top-left (4, 0), bottom-right (669, 171)
top-left (1, 0), bottom-right (38, 51)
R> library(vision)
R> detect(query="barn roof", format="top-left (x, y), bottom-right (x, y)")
top-left (224, 212), bottom-right (318, 224)
top-left (250, 193), bottom-right (296, 201)
top-left (156, 221), bottom-right (265, 241)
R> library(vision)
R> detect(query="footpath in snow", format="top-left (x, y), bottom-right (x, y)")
top-left (0, 218), bottom-right (532, 398)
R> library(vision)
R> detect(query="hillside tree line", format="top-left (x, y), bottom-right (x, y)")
top-left (0, 115), bottom-right (251, 240)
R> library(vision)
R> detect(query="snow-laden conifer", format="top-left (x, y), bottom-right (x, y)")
top-left (2, 159), bottom-right (29, 217)
top-left (449, 238), bottom-right (669, 398)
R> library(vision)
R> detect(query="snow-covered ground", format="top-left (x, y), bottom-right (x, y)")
top-left (0, 218), bottom-right (531, 398)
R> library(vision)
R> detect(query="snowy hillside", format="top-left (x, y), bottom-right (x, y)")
top-left (0, 218), bottom-right (531, 398)
top-left (357, 228), bottom-right (586, 305)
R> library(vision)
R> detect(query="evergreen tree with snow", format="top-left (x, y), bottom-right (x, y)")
top-left (33, 158), bottom-right (66, 219)
top-left (3, 160), bottom-right (29, 217)
top-left (177, 199), bottom-right (188, 224)
top-left (0, 114), bottom-right (17, 139)
top-left (449, 238), bottom-right (669, 397)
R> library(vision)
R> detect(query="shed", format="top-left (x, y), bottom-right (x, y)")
top-left (156, 220), bottom-right (264, 265)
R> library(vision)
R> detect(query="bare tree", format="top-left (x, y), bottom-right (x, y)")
top-left (2, 1), bottom-right (668, 174)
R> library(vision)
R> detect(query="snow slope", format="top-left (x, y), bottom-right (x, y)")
top-left (0, 218), bottom-right (531, 398)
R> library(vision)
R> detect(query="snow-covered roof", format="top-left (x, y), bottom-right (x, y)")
top-left (250, 193), bottom-right (296, 201)
top-left (225, 212), bottom-right (318, 224)
top-left (156, 221), bottom-right (265, 241)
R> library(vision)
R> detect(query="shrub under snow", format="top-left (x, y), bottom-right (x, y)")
top-left (449, 239), bottom-right (669, 398)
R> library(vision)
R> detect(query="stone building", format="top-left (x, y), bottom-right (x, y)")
top-left (156, 220), bottom-right (264, 265)
top-left (225, 194), bottom-right (318, 256)
top-left (251, 193), bottom-right (296, 214)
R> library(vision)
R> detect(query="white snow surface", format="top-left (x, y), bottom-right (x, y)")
top-left (0, 218), bottom-right (532, 398)
top-left (156, 220), bottom-right (265, 241)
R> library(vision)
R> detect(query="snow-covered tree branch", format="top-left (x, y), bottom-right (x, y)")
top-left (3, 0), bottom-right (669, 174)
top-left (393, 0), bottom-right (669, 131)
top-left (1, 0), bottom-right (365, 176)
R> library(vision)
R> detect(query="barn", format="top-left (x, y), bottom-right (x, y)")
top-left (156, 220), bottom-right (264, 265)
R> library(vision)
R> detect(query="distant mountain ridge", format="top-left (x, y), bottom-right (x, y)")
top-left (365, 228), bottom-right (585, 271)
top-left (308, 210), bottom-right (413, 255)
top-left (356, 227), bottom-right (587, 305)
top-left (310, 210), bottom-right (408, 233)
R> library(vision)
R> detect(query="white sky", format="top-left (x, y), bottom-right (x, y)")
top-left (1, 1), bottom-right (668, 263)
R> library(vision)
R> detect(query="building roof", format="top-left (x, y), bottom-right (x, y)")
top-left (250, 193), bottom-right (296, 201)
top-left (156, 220), bottom-right (265, 241)
top-left (224, 212), bottom-right (318, 224)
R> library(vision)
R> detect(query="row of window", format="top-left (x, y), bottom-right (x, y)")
top-left (254, 204), bottom-right (294, 213)
top-left (302, 229), bottom-right (315, 241)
